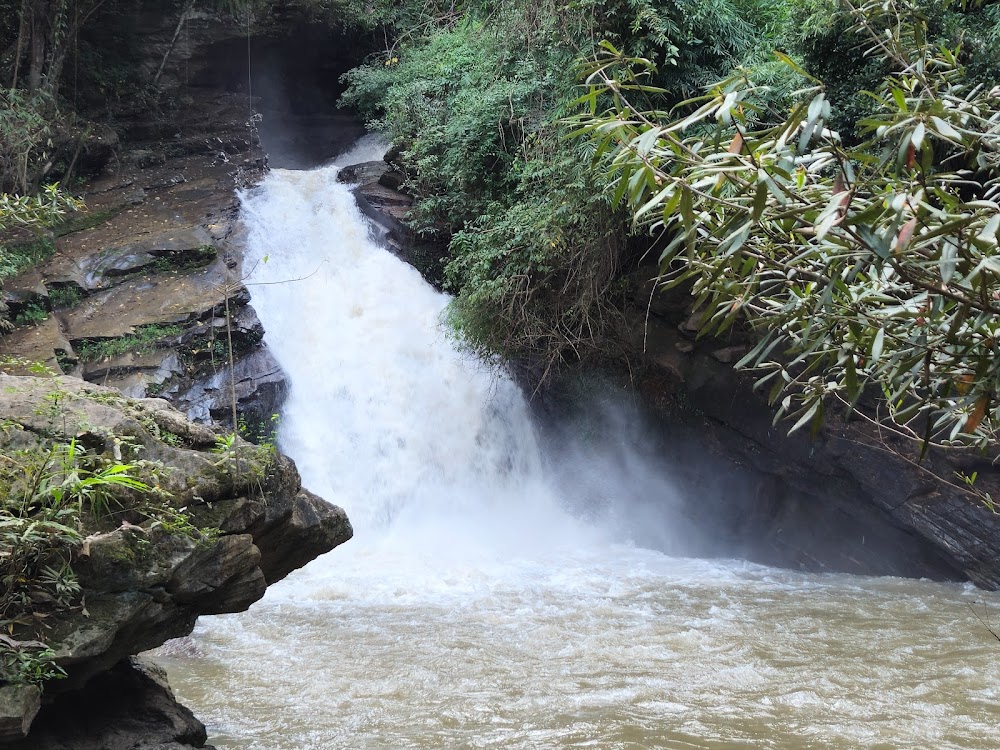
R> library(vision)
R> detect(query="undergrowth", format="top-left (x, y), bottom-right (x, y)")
top-left (75, 324), bottom-right (184, 363)
top-left (0, 237), bottom-right (56, 283)
top-left (0, 433), bottom-right (150, 686)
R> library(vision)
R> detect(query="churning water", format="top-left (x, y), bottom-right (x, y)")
top-left (157, 155), bottom-right (1000, 749)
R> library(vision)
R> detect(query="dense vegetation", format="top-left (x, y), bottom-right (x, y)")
top-left (340, 0), bottom-right (1000, 457)
top-left (340, 0), bottom-right (789, 379)
top-left (577, 0), bottom-right (1000, 450)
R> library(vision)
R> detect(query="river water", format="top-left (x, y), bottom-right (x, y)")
top-left (157, 151), bottom-right (1000, 749)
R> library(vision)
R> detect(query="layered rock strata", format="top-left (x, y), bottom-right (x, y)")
top-left (0, 376), bottom-right (352, 745)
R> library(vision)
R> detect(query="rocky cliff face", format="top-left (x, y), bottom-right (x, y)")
top-left (0, 82), bottom-right (283, 435)
top-left (0, 376), bottom-right (352, 746)
top-left (627, 278), bottom-right (1000, 589)
top-left (0, 9), bottom-right (367, 745)
top-left (1, 4), bottom-right (373, 435)
top-left (6, 657), bottom-right (215, 750)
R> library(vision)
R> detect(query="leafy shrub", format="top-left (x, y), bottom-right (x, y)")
top-left (575, 0), bottom-right (1000, 450)
top-left (75, 325), bottom-right (185, 363)
top-left (0, 435), bottom-right (150, 686)
top-left (787, 0), bottom-right (1000, 141)
top-left (341, 0), bottom-right (789, 377)
top-left (0, 89), bottom-right (54, 194)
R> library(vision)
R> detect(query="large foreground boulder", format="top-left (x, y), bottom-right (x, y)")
top-left (6, 657), bottom-right (212, 750)
top-left (0, 375), bottom-right (352, 742)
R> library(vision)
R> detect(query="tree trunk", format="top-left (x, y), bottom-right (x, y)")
top-left (42, 12), bottom-right (73, 96)
top-left (11, 0), bottom-right (32, 89)
top-left (154, 0), bottom-right (198, 87)
top-left (27, 0), bottom-right (47, 92)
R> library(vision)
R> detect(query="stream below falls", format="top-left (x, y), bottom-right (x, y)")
top-left (156, 146), bottom-right (1000, 750)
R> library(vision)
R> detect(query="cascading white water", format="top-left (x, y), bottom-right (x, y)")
top-left (157, 157), bottom-right (1000, 750)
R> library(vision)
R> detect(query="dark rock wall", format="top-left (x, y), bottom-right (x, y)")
top-left (191, 22), bottom-right (371, 168)
top-left (7, 657), bottom-right (214, 750)
top-left (622, 275), bottom-right (1000, 589)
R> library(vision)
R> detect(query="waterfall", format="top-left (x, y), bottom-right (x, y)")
top-left (238, 162), bottom-right (615, 585)
top-left (156, 158), bottom-right (1000, 750)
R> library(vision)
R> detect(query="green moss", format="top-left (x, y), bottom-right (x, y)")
top-left (75, 324), bottom-right (184, 362)
top-left (0, 237), bottom-right (57, 282)
top-left (104, 540), bottom-right (137, 565)
top-left (152, 244), bottom-right (218, 273)
top-left (52, 205), bottom-right (124, 238)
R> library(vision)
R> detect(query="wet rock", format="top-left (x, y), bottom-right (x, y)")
top-left (82, 350), bottom-right (184, 386)
top-left (633, 305), bottom-right (1000, 587)
top-left (6, 657), bottom-right (213, 750)
top-left (128, 150), bottom-right (168, 169)
top-left (73, 125), bottom-right (120, 179)
top-left (252, 488), bottom-right (352, 584)
top-left (124, 187), bottom-right (147, 206)
top-left (61, 258), bottom-right (233, 339)
top-left (73, 245), bottom-right (158, 288)
top-left (357, 182), bottom-right (412, 220)
top-left (1, 269), bottom-right (48, 306)
top-left (710, 345), bottom-right (747, 364)
top-left (0, 318), bottom-right (74, 374)
top-left (678, 309), bottom-right (705, 335)
top-left (172, 345), bottom-right (288, 429)
top-left (47, 227), bottom-right (217, 293)
top-left (337, 160), bottom-right (388, 184)
top-left (378, 168), bottom-right (405, 191)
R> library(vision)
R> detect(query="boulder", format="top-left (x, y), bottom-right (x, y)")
top-left (0, 687), bottom-right (40, 743)
top-left (0, 375), bottom-right (352, 741)
top-left (171, 344), bottom-right (288, 430)
top-left (6, 657), bottom-right (213, 750)
top-left (336, 160), bottom-right (388, 185)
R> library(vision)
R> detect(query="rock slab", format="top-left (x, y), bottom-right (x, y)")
top-left (0, 375), bottom-right (352, 742)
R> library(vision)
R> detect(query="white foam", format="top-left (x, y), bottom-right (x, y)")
top-left (155, 164), bottom-right (1000, 750)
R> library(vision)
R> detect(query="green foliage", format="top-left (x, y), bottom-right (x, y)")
top-left (0, 394), bottom-right (249, 686)
top-left (787, 0), bottom-right (1000, 140)
top-left (342, 0), bottom-right (787, 374)
top-left (0, 237), bottom-right (56, 282)
top-left (0, 184), bottom-right (80, 233)
top-left (75, 325), bottom-right (185, 363)
top-left (574, 0), bottom-right (1000, 448)
top-left (12, 302), bottom-right (49, 327)
top-left (48, 285), bottom-right (83, 310)
top-left (0, 235), bottom-right (62, 332)
top-left (52, 206), bottom-right (123, 238)
top-left (0, 434), bottom-right (151, 686)
top-left (0, 356), bottom-right (57, 377)
top-left (153, 244), bottom-right (217, 274)
top-left (145, 504), bottom-right (222, 545)
top-left (0, 186), bottom-right (81, 332)
top-left (208, 427), bottom-right (279, 500)
top-left (0, 89), bottom-right (55, 194)
top-left (1, 642), bottom-right (65, 685)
